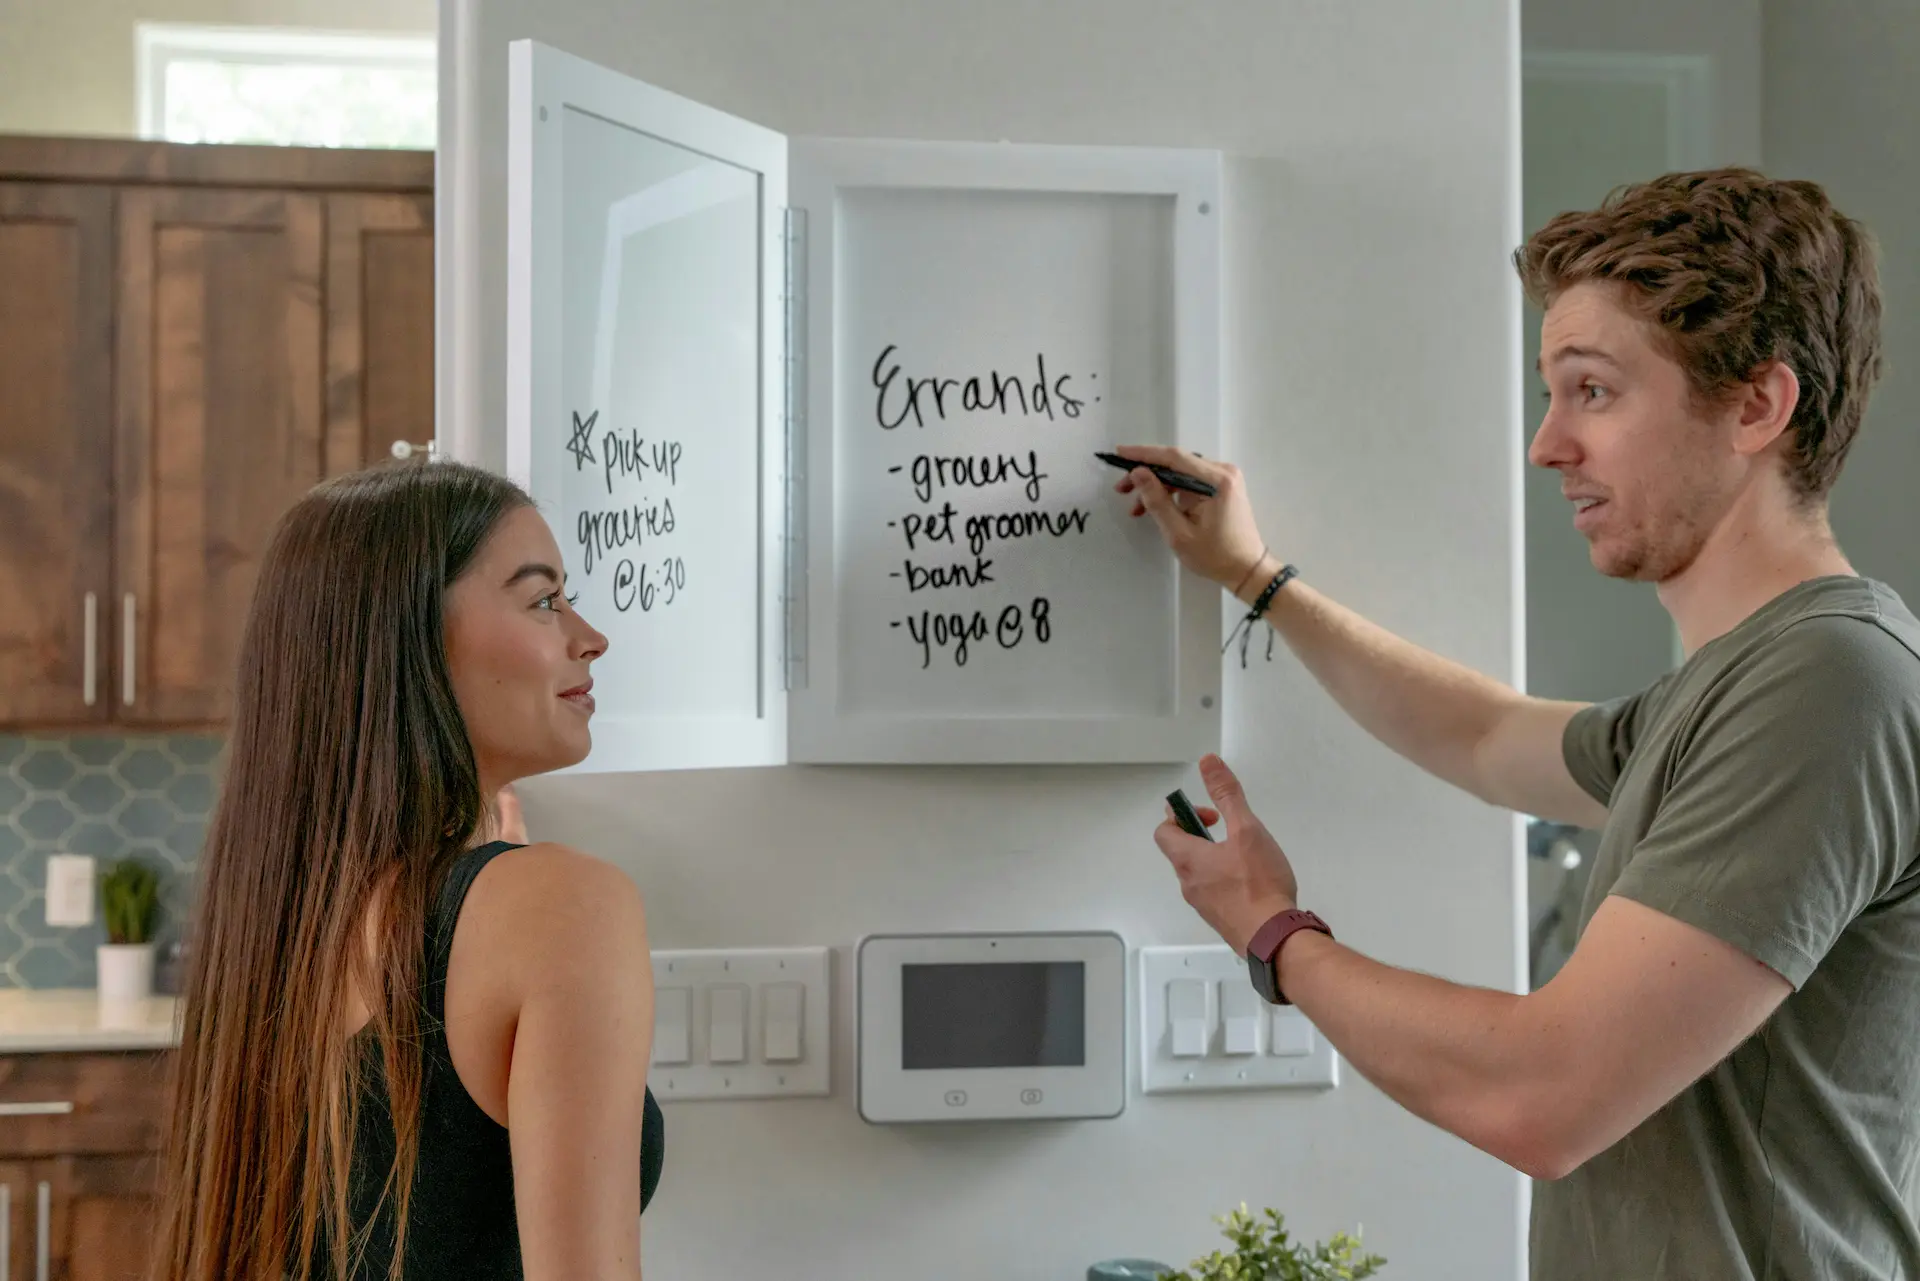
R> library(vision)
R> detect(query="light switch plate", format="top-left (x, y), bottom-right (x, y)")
top-left (647, 947), bottom-right (830, 1101)
top-left (1137, 945), bottom-right (1338, 1094)
top-left (44, 854), bottom-right (96, 928)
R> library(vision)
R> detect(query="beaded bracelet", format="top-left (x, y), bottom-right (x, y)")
top-left (1223, 563), bottom-right (1300, 667)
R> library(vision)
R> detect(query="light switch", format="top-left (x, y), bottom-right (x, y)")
top-left (1219, 982), bottom-right (1261, 1056)
top-left (652, 986), bottom-right (691, 1065)
top-left (1270, 1007), bottom-right (1316, 1058)
top-left (762, 982), bottom-right (803, 1063)
top-left (1168, 979), bottom-right (1210, 1057)
top-left (707, 985), bottom-right (748, 1064)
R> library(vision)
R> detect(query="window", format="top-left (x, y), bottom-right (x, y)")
top-left (136, 25), bottom-right (436, 149)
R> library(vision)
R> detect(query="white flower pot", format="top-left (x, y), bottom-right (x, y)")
top-left (97, 943), bottom-right (156, 1003)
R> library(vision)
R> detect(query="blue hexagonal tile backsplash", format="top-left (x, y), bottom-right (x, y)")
top-left (0, 735), bottom-right (220, 988)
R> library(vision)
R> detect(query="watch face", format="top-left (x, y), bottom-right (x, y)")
top-left (1245, 951), bottom-right (1279, 1005)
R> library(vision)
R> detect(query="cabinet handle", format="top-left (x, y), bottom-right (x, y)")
top-left (0, 1103), bottom-right (73, 1118)
top-left (2, 1181), bottom-right (10, 1281)
top-left (389, 439), bottom-right (437, 460)
top-left (121, 592), bottom-right (136, 706)
top-left (82, 592), bottom-right (98, 707)
top-left (33, 1182), bottom-right (45, 1281)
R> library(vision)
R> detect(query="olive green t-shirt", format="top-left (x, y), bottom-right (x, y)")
top-left (1531, 576), bottom-right (1920, 1280)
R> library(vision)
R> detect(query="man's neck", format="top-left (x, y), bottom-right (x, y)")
top-left (1658, 493), bottom-right (1854, 656)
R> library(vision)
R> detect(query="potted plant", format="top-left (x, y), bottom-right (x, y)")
top-left (97, 858), bottom-right (160, 1002)
top-left (1157, 1204), bottom-right (1385, 1281)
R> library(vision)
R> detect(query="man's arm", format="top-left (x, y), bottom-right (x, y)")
top-left (1278, 895), bottom-right (1789, 1179)
top-left (1115, 448), bottom-right (1607, 829)
top-left (1158, 757), bottom-right (1790, 1182)
top-left (1249, 568), bottom-right (1608, 829)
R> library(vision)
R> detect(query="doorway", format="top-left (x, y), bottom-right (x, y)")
top-left (1521, 51), bottom-right (1711, 984)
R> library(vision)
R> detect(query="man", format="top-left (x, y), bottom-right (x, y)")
top-left (1116, 169), bottom-right (1920, 1279)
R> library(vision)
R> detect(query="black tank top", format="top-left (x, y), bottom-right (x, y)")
top-left (315, 840), bottom-right (665, 1278)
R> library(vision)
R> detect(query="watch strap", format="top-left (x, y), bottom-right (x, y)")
top-left (1246, 908), bottom-right (1332, 1005)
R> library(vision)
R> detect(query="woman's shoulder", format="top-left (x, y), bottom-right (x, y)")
top-left (437, 842), bottom-right (654, 1128)
top-left (457, 842), bottom-right (650, 988)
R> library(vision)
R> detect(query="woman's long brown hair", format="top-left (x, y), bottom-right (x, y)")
top-left (151, 460), bottom-right (532, 1281)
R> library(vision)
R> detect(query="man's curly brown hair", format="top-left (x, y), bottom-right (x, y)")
top-left (1514, 168), bottom-right (1884, 500)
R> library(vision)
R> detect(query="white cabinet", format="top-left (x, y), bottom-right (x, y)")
top-left (508, 40), bottom-right (1223, 771)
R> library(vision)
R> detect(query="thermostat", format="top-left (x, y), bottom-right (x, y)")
top-left (856, 931), bottom-right (1125, 1123)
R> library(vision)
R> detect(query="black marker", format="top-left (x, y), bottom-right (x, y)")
top-left (1095, 452), bottom-right (1217, 498)
top-left (1166, 789), bottom-right (1215, 841)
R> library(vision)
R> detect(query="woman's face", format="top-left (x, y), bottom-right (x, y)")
top-left (444, 506), bottom-right (608, 792)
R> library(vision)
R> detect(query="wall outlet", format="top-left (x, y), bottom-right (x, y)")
top-left (45, 854), bottom-right (97, 928)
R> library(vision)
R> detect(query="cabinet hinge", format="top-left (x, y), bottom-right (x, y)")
top-left (781, 207), bottom-right (809, 693)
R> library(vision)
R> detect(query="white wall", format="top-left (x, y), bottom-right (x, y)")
top-left (0, 0), bottom-right (433, 136)
top-left (1522, 0), bottom-right (1762, 166)
top-left (1764, 0), bottom-right (1920, 606)
top-left (443, 2), bottom-right (1527, 1277)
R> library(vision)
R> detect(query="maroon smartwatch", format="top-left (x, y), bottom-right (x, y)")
top-left (1245, 908), bottom-right (1333, 1005)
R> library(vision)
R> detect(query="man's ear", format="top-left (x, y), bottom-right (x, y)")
top-left (1731, 361), bottom-right (1802, 459)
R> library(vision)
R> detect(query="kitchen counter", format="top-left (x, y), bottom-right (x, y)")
top-left (0, 989), bottom-right (180, 1053)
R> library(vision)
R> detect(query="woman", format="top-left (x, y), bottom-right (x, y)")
top-left (152, 461), bottom-right (663, 1281)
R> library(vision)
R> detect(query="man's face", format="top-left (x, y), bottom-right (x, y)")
top-left (1530, 281), bottom-right (1744, 582)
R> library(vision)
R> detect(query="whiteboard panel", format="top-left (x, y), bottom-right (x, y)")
top-left (789, 141), bottom-right (1222, 763)
top-left (508, 40), bottom-right (789, 773)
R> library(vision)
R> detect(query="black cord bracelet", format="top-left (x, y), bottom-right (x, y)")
top-left (1223, 563), bottom-right (1299, 667)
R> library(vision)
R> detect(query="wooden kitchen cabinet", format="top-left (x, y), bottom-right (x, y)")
top-left (0, 1157), bottom-right (38, 1281)
top-left (115, 187), bottom-right (327, 726)
top-left (0, 137), bottom-right (434, 730)
top-left (0, 1156), bottom-right (160, 1281)
top-left (326, 193), bottom-right (436, 470)
top-left (0, 183), bottom-right (116, 727)
top-left (0, 1154), bottom-right (157, 1281)
top-left (39, 1154), bottom-right (160, 1281)
top-left (0, 1052), bottom-right (170, 1281)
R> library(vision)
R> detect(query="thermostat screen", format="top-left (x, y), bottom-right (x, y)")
top-left (901, 962), bottom-right (1086, 1069)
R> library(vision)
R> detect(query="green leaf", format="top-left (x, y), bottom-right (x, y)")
top-left (99, 857), bottom-right (161, 945)
top-left (1158, 1203), bottom-right (1386, 1281)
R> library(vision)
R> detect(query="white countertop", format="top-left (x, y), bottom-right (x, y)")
top-left (0, 989), bottom-right (181, 1053)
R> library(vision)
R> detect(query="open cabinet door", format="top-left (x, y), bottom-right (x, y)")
top-left (507, 40), bottom-right (791, 773)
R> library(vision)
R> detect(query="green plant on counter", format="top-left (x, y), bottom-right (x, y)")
top-left (100, 858), bottom-right (160, 946)
top-left (1159, 1205), bottom-right (1385, 1281)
